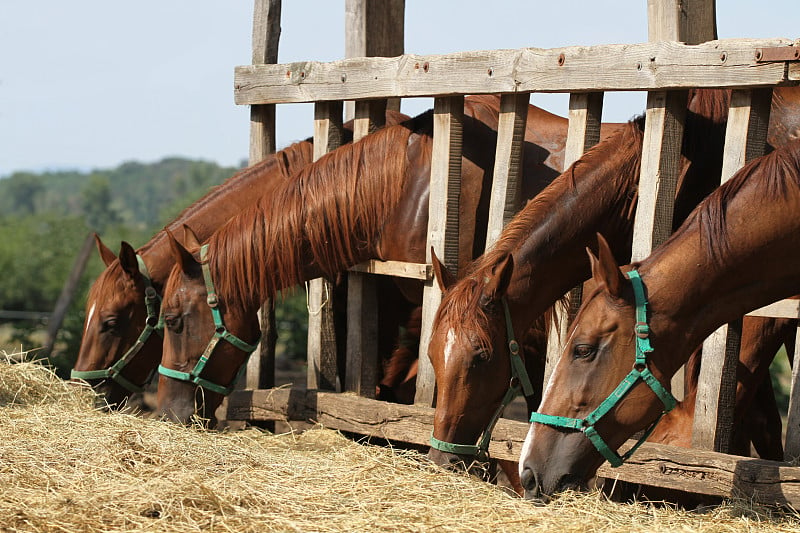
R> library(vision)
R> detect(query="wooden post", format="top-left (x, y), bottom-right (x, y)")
top-left (344, 0), bottom-right (404, 120)
top-left (415, 96), bottom-right (464, 405)
top-left (692, 88), bottom-right (772, 452)
top-left (244, 0), bottom-right (281, 391)
top-left (484, 92), bottom-right (529, 250)
top-left (544, 92), bottom-right (604, 388)
top-left (344, 101), bottom-right (387, 397)
top-left (307, 101), bottom-right (344, 391)
top-left (635, 0), bottom-right (716, 402)
top-left (43, 233), bottom-right (95, 357)
top-left (786, 327), bottom-right (800, 459)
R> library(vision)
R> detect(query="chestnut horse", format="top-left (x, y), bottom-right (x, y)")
top-left (520, 138), bottom-right (800, 499)
top-left (425, 87), bottom-right (800, 469)
top-left (73, 140), bottom-right (315, 407)
top-left (156, 99), bottom-right (626, 424)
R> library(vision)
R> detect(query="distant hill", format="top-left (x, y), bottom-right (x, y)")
top-left (0, 157), bottom-right (242, 233)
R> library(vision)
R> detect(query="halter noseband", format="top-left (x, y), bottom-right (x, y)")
top-left (430, 297), bottom-right (535, 461)
top-left (528, 269), bottom-right (677, 467)
top-left (71, 254), bottom-right (162, 393)
top-left (157, 244), bottom-right (260, 396)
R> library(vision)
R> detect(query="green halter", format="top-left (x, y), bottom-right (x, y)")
top-left (528, 269), bottom-right (677, 467)
top-left (430, 297), bottom-right (535, 460)
top-left (157, 244), bottom-right (260, 396)
top-left (71, 254), bottom-right (162, 393)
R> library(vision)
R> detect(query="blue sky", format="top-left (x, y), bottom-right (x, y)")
top-left (1, 1), bottom-right (796, 177)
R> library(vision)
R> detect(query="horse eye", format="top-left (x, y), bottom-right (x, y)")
top-left (100, 318), bottom-right (118, 333)
top-left (163, 314), bottom-right (182, 333)
top-left (573, 344), bottom-right (596, 360)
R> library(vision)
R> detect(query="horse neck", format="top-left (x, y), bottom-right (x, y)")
top-left (496, 124), bottom-right (643, 332)
top-left (208, 124), bottom-right (415, 310)
top-left (136, 141), bottom-right (314, 285)
top-left (640, 143), bottom-right (800, 377)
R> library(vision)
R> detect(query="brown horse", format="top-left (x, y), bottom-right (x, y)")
top-left (73, 140), bottom-right (315, 407)
top-left (155, 98), bottom-right (626, 424)
top-left (520, 138), bottom-right (800, 499)
top-left (425, 87), bottom-right (800, 470)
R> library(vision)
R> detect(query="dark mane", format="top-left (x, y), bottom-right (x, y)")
top-left (694, 138), bottom-right (800, 264)
top-left (208, 119), bottom-right (429, 309)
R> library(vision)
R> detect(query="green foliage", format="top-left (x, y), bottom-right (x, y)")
top-left (0, 157), bottom-right (274, 371)
top-left (274, 291), bottom-right (309, 361)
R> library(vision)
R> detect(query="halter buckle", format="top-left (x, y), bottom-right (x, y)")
top-left (207, 294), bottom-right (218, 307)
top-left (508, 339), bottom-right (520, 355)
top-left (635, 322), bottom-right (649, 339)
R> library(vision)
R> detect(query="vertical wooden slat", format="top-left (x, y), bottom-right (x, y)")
top-left (415, 96), bottom-right (464, 405)
top-left (484, 92), bottom-right (529, 250)
top-left (785, 328), bottom-right (800, 459)
top-left (344, 100), bottom-right (386, 398)
top-left (307, 101), bottom-right (344, 391)
top-left (693, 88), bottom-right (772, 452)
top-left (344, 0), bottom-right (404, 120)
top-left (543, 92), bottom-right (604, 389)
top-left (245, 0), bottom-right (281, 391)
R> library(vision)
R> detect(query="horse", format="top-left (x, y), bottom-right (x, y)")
top-left (519, 138), bottom-right (800, 500)
top-left (425, 87), bottom-right (800, 470)
top-left (73, 139), bottom-right (315, 407)
top-left (155, 97), bottom-right (627, 425)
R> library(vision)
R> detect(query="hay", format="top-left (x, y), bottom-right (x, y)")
top-left (1, 353), bottom-right (799, 533)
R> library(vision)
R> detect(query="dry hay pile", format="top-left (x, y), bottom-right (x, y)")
top-left (1, 353), bottom-right (798, 533)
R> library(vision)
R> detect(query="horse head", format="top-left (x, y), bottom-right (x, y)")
top-left (519, 234), bottom-right (671, 501)
top-left (157, 226), bottom-right (260, 426)
top-left (73, 236), bottom-right (162, 407)
top-left (427, 249), bottom-right (543, 474)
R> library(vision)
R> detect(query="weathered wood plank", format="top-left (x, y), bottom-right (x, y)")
top-left (747, 298), bottom-right (800, 319)
top-left (630, 90), bottom-right (687, 261)
top-left (344, 0), bottom-right (404, 118)
top-left (416, 96), bottom-right (464, 406)
top-left (349, 259), bottom-right (433, 281)
top-left (226, 387), bottom-right (800, 506)
top-left (544, 92), bottom-right (604, 389)
top-left (694, 88), bottom-right (771, 452)
top-left (484, 92), bottom-right (529, 250)
top-left (233, 38), bottom-right (796, 105)
top-left (245, 0), bottom-right (282, 392)
top-left (306, 101), bottom-right (344, 392)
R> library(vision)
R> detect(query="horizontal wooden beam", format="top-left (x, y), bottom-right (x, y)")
top-left (227, 387), bottom-right (800, 506)
top-left (746, 298), bottom-right (800, 319)
top-left (349, 259), bottom-right (433, 281)
top-left (234, 38), bottom-right (798, 105)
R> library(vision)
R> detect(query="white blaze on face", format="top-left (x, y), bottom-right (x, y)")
top-left (85, 302), bottom-right (96, 335)
top-left (443, 328), bottom-right (457, 371)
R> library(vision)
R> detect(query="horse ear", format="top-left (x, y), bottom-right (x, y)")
top-left (483, 254), bottom-right (514, 302)
top-left (166, 229), bottom-right (200, 276)
top-left (181, 224), bottom-right (202, 252)
top-left (430, 247), bottom-right (456, 292)
top-left (587, 233), bottom-right (624, 298)
top-left (94, 234), bottom-right (117, 267)
top-left (118, 242), bottom-right (140, 279)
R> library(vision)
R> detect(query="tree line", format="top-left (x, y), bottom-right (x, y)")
top-left (0, 158), bottom-right (308, 376)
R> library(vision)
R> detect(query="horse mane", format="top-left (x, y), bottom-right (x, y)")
top-left (434, 119), bottom-right (647, 352)
top-left (208, 118), bottom-right (427, 308)
top-left (694, 138), bottom-right (800, 264)
top-left (137, 140), bottom-right (314, 256)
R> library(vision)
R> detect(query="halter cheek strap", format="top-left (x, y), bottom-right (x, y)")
top-left (528, 269), bottom-right (677, 468)
top-left (71, 254), bottom-right (163, 393)
top-left (157, 244), bottom-right (260, 396)
top-left (430, 297), bottom-right (535, 460)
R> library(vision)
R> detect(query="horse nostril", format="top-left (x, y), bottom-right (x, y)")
top-left (520, 467), bottom-right (536, 491)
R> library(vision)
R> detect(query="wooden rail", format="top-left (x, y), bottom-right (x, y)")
top-left (227, 388), bottom-right (800, 506)
top-left (235, 38), bottom-right (798, 104)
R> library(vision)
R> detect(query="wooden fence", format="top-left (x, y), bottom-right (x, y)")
top-left (228, 0), bottom-right (800, 505)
